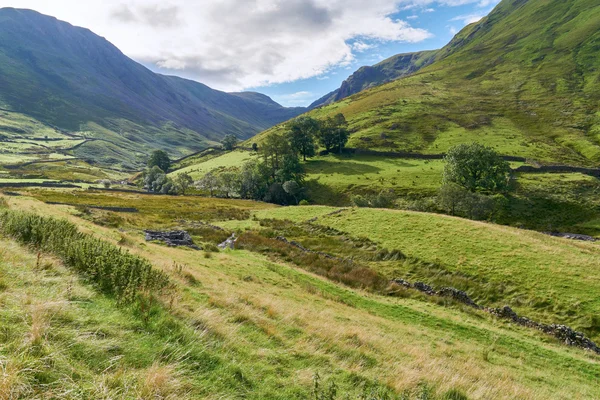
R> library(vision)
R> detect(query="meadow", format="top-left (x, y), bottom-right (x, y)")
top-left (1, 190), bottom-right (600, 399)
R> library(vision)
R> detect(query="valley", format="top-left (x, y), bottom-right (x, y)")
top-left (1, 0), bottom-right (600, 398)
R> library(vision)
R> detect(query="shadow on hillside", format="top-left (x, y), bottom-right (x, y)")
top-left (305, 158), bottom-right (382, 176)
top-left (305, 180), bottom-right (350, 207)
top-left (499, 194), bottom-right (600, 237)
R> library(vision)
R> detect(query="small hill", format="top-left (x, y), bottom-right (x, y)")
top-left (0, 8), bottom-right (305, 168)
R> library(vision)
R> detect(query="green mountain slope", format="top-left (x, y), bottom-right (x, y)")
top-left (0, 8), bottom-right (305, 168)
top-left (310, 50), bottom-right (438, 108)
top-left (263, 0), bottom-right (600, 166)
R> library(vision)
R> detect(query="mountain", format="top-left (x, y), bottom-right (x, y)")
top-left (0, 8), bottom-right (305, 167)
top-left (260, 0), bottom-right (600, 167)
top-left (310, 50), bottom-right (438, 108)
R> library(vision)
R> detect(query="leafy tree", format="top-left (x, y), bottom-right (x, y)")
top-left (251, 142), bottom-right (258, 152)
top-left (218, 171), bottom-right (239, 198)
top-left (317, 113), bottom-right (349, 153)
top-left (261, 133), bottom-right (293, 178)
top-left (287, 116), bottom-right (319, 161)
top-left (283, 180), bottom-right (301, 204)
top-left (221, 134), bottom-right (238, 151)
top-left (143, 166), bottom-right (177, 194)
top-left (174, 172), bottom-right (193, 195)
top-left (238, 160), bottom-right (269, 200)
top-left (443, 143), bottom-right (511, 193)
top-left (147, 150), bottom-right (171, 172)
top-left (196, 171), bottom-right (219, 197)
top-left (277, 153), bottom-right (304, 184)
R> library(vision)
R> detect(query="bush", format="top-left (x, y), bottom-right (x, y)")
top-left (437, 183), bottom-right (505, 220)
top-left (0, 210), bottom-right (169, 302)
top-left (351, 190), bottom-right (396, 209)
top-left (299, 199), bottom-right (310, 206)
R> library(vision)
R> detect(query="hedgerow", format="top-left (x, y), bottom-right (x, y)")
top-left (0, 209), bottom-right (169, 302)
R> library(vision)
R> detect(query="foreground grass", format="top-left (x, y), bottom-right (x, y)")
top-left (1, 192), bottom-right (599, 399)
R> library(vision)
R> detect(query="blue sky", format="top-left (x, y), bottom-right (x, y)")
top-left (256, 1), bottom-right (501, 107)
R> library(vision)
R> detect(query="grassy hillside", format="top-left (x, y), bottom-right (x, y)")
top-left (256, 0), bottom-right (600, 167)
top-left (0, 8), bottom-right (305, 168)
top-left (1, 190), bottom-right (599, 399)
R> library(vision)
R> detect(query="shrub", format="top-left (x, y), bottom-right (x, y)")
top-left (299, 199), bottom-right (310, 206)
top-left (437, 183), bottom-right (505, 220)
top-left (351, 191), bottom-right (396, 209)
top-left (0, 210), bottom-right (169, 302)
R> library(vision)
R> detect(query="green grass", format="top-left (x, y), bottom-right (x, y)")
top-left (305, 155), bottom-right (444, 196)
top-left (170, 150), bottom-right (256, 180)
top-left (255, 206), bottom-right (600, 341)
top-left (2, 191), bottom-right (600, 399)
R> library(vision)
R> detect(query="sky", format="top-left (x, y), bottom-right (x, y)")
top-left (0, 0), bottom-right (501, 107)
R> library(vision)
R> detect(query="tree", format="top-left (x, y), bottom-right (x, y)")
top-left (317, 113), bottom-right (349, 153)
top-left (143, 166), bottom-right (177, 194)
top-left (222, 134), bottom-right (238, 151)
top-left (251, 143), bottom-right (258, 152)
top-left (238, 160), bottom-right (269, 200)
top-left (196, 171), bottom-right (220, 197)
top-left (261, 133), bottom-right (293, 178)
top-left (147, 150), bottom-right (171, 172)
top-left (443, 143), bottom-right (511, 193)
top-left (287, 116), bottom-right (319, 161)
top-left (283, 180), bottom-right (301, 204)
top-left (277, 153), bottom-right (304, 184)
top-left (174, 172), bottom-right (193, 195)
top-left (218, 171), bottom-right (239, 198)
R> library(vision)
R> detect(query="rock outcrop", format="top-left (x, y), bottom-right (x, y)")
top-left (144, 230), bottom-right (200, 250)
top-left (391, 278), bottom-right (600, 354)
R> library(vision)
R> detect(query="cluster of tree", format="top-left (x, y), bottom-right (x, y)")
top-left (437, 143), bottom-right (512, 220)
top-left (142, 150), bottom-right (193, 195)
top-left (285, 114), bottom-right (350, 160)
top-left (195, 155), bottom-right (304, 205)
top-left (221, 134), bottom-right (238, 151)
top-left (194, 114), bottom-right (349, 204)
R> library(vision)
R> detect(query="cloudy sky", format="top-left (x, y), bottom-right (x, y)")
top-left (0, 0), bottom-right (501, 106)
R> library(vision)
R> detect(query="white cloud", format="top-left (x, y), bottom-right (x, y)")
top-left (275, 90), bottom-right (315, 105)
top-left (0, 0), bottom-right (495, 91)
top-left (450, 12), bottom-right (487, 24)
top-left (352, 41), bottom-right (377, 52)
